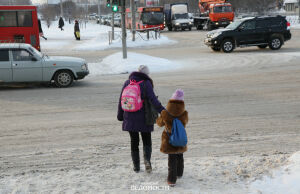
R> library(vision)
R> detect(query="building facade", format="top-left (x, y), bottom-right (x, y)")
top-left (284, 0), bottom-right (299, 14)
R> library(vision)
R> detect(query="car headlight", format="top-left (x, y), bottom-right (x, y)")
top-left (176, 23), bottom-right (180, 26)
top-left (81, 64), bottom-right (88, 71)
top-left (189, 22), bottom-right (192, 25)
top-left (211, 32), bottom-right (222, 38)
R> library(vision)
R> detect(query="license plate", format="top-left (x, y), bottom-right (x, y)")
top-left (182, 24), bottom-right (187, 26)
top-left (222, 22), bottom-right (227, 25)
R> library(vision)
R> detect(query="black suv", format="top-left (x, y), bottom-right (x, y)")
top-left (204, 16), bottom-right (292, 53)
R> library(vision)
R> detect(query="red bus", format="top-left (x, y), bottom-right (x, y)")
top-left (126, 7), bottom-right (165, 31)
top-left (0, 6), bottom-right (40, 50)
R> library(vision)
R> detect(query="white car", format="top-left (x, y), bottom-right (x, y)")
top-left (0, 43), bottom-right (89, 87)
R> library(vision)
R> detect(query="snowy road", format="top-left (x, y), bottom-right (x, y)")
top-left (1, 28), bottom-right (300, 193)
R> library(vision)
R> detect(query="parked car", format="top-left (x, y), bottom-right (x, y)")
top-left (0, 43), bottom-right (89, 87)
top-left (114, 17), bottom-right (121, 27)
top-left (204, 16), bottom-right (292, 53)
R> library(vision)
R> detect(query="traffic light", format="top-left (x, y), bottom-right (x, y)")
top-left (106, 0), bottom-right (111, 7)
top-left (111, 0), bottom-right (120, 12)
top-left (112, 5), bottom-right (118, 12)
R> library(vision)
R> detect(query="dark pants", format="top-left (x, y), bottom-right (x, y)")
top-left (129, 132), bottom-right (152, 152)
top-left (168, 154), bottom-right (184, 183)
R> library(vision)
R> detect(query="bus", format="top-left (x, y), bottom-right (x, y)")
top-left (0, 6), bottom-right (40, 50)
top-left (126, 7), bottom-right (165, 31)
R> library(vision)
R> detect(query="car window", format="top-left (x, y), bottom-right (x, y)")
top-left (240, 20), bottom-right (256, 30)
top-left (0, 50), bottom-right (9, 61)
top-left (268, 18), bottom-right (283, 27)
top-left (12, 49), bottom-right (33, 61)
top-left (256, 20), bottom-right (268, 28)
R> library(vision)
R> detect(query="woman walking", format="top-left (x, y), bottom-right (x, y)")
top-left (117, 65), bottom-right (164, 173)
top-left (74, 20), bottom-right (80, 40)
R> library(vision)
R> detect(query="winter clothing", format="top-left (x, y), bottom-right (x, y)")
top-left (58, 17), bottom-right (64, 31)
top-left (129, 131), bottom-right (152, 173)
top-left (118, 71), bottom-right (164, 133)
top-left (143, 145), bottom-right (152, 173)
top-left (156, 100), bottom-right (188, 154)
top-left (138, 65), bottom-right (150, 75)
top-left (118, 71), bottom-right (164, 173)
top-left (171, 89), bottom-right (184, 101)
top-left (74, 20), bottom-right (80, 40)
top-left (168, 154), bottom-right (184, 184)
top-left (156, 91), bottom-right (188, 185)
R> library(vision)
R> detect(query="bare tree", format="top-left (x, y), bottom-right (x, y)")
top-left (0, 0), bottom-right (32, 5)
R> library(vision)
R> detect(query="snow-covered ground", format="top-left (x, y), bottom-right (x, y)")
top-left (40, 21), bottom-right (176, 51)
top-left (250, 152), bottom-right (300, 194)
top-left (88, 52), bottom-right (181, 75)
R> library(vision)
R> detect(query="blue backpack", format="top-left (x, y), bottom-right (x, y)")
top-left (167, 118), bottom-right (188, 147)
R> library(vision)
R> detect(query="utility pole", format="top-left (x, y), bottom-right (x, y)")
top-left (112, 10), bottom-right (115, 40)
top-left (299, 0), bottom-right (300, 24)
top-left (121, 0), bottom-right (127, 59)
top-left (98, 0), bottom-right (101, 24)
top-left (130, 0), bottom-right (136, 41)
top-left (60, 0), bottom-right (63, 18)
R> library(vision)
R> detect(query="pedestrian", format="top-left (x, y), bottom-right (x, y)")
top-left (58, 17), bottom-right (64, 31)
top-left (74, 20), bottom-right (80, 40)
top-left (117, 65), bottom-right (165, 173)
top-left (156, 89), bottom-right (188, 187)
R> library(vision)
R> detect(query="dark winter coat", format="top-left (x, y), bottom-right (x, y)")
top-left (117, 72), bottom-right (164, 133)
top-left (59, 17), bottom-right (64, 28)
top-left (74, 22), bottom-right (80, 32)
top-left (157, 100), bottom-right (188, 154)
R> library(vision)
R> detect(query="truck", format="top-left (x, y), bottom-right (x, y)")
top-left (194, 0), bottom-right (234, 31)
top-left (164, 3), bottom-right (193, 31)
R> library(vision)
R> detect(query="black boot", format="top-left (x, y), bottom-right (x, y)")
top-left (177, 154), bottom-right (184, 178)
top-left (131, 151), bottom-right (140, 173)
top-left (168, 154), bottom-right (178, 185)
top-left (143, 146), bottom-right (152, 173)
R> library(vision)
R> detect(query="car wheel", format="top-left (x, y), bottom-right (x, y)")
top-left (168, 26), bottom-right (172, 31)
top-left (197, 25), bottom-right (203, 30)
top-left (189, 27), bottom-right (192, 31)
top-left (211, 47), bottom-right (221, 52)
top-left (221, 39), bottom-right (234, 53)
top-left (54, 70), bottom-right (74, 88)
top-left (258, 45), bottom-right (268, 49)
top-left (269, 36), bottom-right (283, 50)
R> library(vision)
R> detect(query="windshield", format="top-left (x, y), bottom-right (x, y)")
top-left (226, 20), bottom-right (243, 30)
top-left (213, 6), bottom-right (232, 13)
top-left (28, 46), bottom-right (43, 58)
top-left (141, 12), bottom-right (164, 25)
top-left (173, 13), bottom-right (189, 20)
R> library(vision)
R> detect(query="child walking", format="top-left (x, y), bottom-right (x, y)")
top-left (156, 89), bottom-right (188, 187)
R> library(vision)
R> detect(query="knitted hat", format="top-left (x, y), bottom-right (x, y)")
top-left (171, 89), bottom-right (184, 101)
top-left (138, 65), bottom-right (150, 75)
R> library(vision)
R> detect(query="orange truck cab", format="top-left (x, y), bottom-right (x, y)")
top-left (208, 3), bottom-right (234, 27)
top-left (196, 0), bottom-right (234, 30)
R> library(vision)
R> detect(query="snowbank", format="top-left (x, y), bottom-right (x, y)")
top-left (88, 52), bottom-right (181, 75)
top-left (40, 21), bottom-right (176, 51)
top-left (250, 151), bottom-right (300, 194)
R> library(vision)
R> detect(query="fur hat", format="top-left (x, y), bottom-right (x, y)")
top-left (138, 65), bottom-right (150, 75)
top-left (171, 89), bottom-right (184, 101)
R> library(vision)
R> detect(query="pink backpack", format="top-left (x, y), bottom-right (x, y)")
top-left (121, 80), bottom-right (144, 112)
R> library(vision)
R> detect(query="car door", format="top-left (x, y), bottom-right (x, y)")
top-left (11, 49), bottom-right (43, 82)
top-left (0, 49), bottom-right (12, 83)
top-left (235, 20), bottom-right (257, 45)
top-left (255, 19), bottom-right (269, 43)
